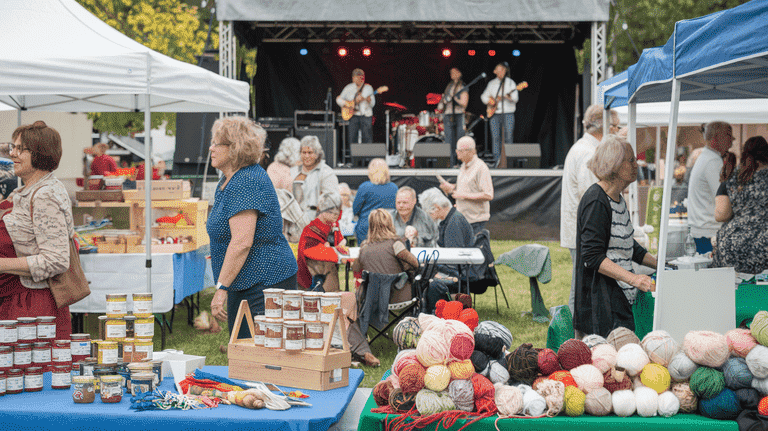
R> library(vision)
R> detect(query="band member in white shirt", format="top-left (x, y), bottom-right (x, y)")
top-left (480, 62), bottom-right (518, 168)
top-left (336, 68), bottom-right (375, 144)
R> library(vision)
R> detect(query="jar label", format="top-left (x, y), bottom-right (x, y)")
top-left (0, 352), bottom-right (12, 367)
top-left (33, 348), bottom-right (51, 363)
top-left (106, 324), bottom-right (126, 339)
top-left (264, 336), bottom-right (281, 349)
top-left (135, 322), bottom-right (154, 338)
top-left (264, 308), bottom-right (281, 318)
top-left (283, 309), bottom-right (301, 320)
top-left (284, 338), bottom-right (304, 351)
top-left (102, 384), bottom-right (122, 398)
top-left (106, 301), bottom-right (127, 315)
top-left (14, 350), bottom-right (31, 365)
top-left (303, 311), bottom-right (319, 322)
top-left (52, 372), bottom-right (71, 387)
top-left (100, 349), bottom-right (118, 364)
top-left (37, 323), bottom-right (56, 339)
top-left (133, 300), bottom-right (153, 315)
top-left (25, 374), bottom-right (43, 389)
top-left (7, 376), bottom-right (22, 391)
top-left (71, 341), bottom-right (90, 356)
top-left (253, 334), bottom-right (265, 345)
top-left (0, 378), bottom-right (5, 394)
top-left (123, 344), bottom-right (134, 353)
top-left (0, 327), bottom-right (17, 343)
top-left (18, 325), bottom-right (36, 340)
top-left (306, 337), bottom-right (323, 349)
top-left (53, 347), bottom-right (72, 362)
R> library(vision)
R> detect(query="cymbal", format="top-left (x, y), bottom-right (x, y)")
top-left (383, 102), bottom-right (408, 111)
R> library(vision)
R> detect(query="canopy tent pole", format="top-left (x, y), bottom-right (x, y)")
top-left (144, 55), bottom-right (153, 292)
top-left (656, 127), bottom-right (661, 185)
top-left (628, 102), bottom-right (638, 226)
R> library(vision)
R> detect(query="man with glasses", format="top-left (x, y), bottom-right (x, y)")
top-left (561, 104), bottom-right (619, 317)
top-left (336, 68), bottom-right (375, 145)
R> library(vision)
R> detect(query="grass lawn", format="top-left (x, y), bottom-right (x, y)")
top-left (77, 240), bottom-right (571, 388)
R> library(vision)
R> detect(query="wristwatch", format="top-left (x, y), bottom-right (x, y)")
top-left (216, 282), bottom-right (228, 290)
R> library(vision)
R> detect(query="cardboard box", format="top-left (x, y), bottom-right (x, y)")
top-left (124, 180), bottom-right (191, 201)
top-left (153, 351), bottom-right (206, 378)
top-left (75, 190), bottom-right (124, 202)
top-left (95, 237), bottom-right (127, 253)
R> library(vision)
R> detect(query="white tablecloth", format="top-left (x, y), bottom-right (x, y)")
top-left (341, 247), bottom-right (484, 264)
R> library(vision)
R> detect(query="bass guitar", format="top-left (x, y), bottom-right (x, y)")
top-left (486, 81), bottom-right (528, 119)
top-left (341, 85), bottom-right (388, 121)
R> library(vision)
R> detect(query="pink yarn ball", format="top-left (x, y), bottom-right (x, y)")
top-left (683, 331), bottom-right (729, 368)
top-left (417, 330), bottom-right (452, 367)
top-left (393, 352), bottom-right (421, 378)
top-left (592, 344), bottom-right (618, 374)
top-left (571, 364), bottom-right (605, 393)
top-left (727, 328), bottom-right (759, 358)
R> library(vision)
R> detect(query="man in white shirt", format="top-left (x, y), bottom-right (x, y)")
top-left (480, 63), bottom-right (518, 168)
top-left (336, 68), bottom-right (375, 145)
top-left (561, 104), bottom-right (619, 315)
top-left (687, 121), bottom-right (733, 253)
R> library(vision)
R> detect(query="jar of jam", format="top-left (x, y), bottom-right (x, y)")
top-left (52, 339), bottom-right (72, 365)
top-left (133, 338), bottom-right (153, 362)
top-left (51, 364), bottom-right (72, 389)
top-left (134, 316), bottom-right (154, 339)
top-left (36, 316), bottom-right (56, 341)
top-left (253, 316), bottom-right (267, 346)
top-left (283, 320), bottom-right (305, 352)
top-left (76, 359), bottom-right (97, 377)
top-left (130, 372), bottom-right (155, 396)
top-left (0, 370), bottom-right (5, 396)
top-left (17, 317), bottom-right (37, 342)
top-left (132, 293), bottom-right (153, 317)
top-left (150, 360), bottom-right (163, 384)
top-left (100, 375), bottom-right (123, 403)
top-left (14, 343), bottom-right (32, 370)
top-left (97, 315), bottom-right (108, 341)
top-left (263, 288), bottom-right (284, 318)
top-left (97, 341), bottom-right (118, 365)
top-left (302, 292), bottom-right (322, 322)
top-left (123, 315), bottom-right (136, 339)
top-left (0, 320), bottom-right (17, 344)
top-left (72, 375), bottom-right (96, 403)
top-left (0, 345), bottom-right (12, 372)
top-left (320, 292), bottom-right (342, 323)
top-left (121, 338), bottom-right (135, 362)
top-left (32, 341), bottom-right (52, 370)
top-left (282, 291), bottom-right (302, 320)
top-left (93, 364), bottom-right (119, 393)
top-left (24, 366), bottom-right (44, 392)
top-left (264, 318), bottom-right (283, 349)
top-left (6, 368), bottom-right (23, 394)
top-left (105, 318), bottom-right (126, 341)
top-left (305, 321), bottom-right (325, 351)
top-left (105, 294), bottom-right (128, 319)
top-left (70, 334), bottom-right (91, 363)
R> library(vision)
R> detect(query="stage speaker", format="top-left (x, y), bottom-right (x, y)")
top-left (504, 143), bottom-right (541, 169)
top-left (350, 143), bottom-right (387, 168)
top-left (413, 137), bottom-right (451, 168)
top-left (295, 127), bottom-right (337, 167)
top-left (175, 55), bottom-right (219, 168)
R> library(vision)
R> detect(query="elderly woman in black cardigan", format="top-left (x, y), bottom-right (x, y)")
top-left (573, 135), bottom-right (657, 338)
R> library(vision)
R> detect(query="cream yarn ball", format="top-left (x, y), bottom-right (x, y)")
top-left (584, 387), bottom-right (613, 416)
top-left (641, 330), bottom-right (679, 367)
top-left (570, 364), bottom-right (605, 393)
top-left (591, 343), bottom-right (618, 374)
top-left (746, 344), bottom-right (768, 379)
top-left (683, 330), bottom-right (729, 368)
top-left (668, 351), bottom-right (698, 382)
top-left (494, 383), bottom-right (523, 417)
top-left (616, 343), bottom-right (650, 376)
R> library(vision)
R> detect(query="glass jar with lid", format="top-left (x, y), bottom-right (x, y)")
top-left (24, 366), bottom-right (44, 392)
top-left (97, 341), bottom-right (118, 365)
top-left (282, 290), bottom-right (302, 320)
top-left (263, 288), bottom-right (284, 318)
top-left (52, 339), bottom-right (72, 365)
top-left (0, 369), bottom-right (5, 396)
top-left (6, 368), bottom-right (23, 395)
top-left (0, 345), bottom-right (12, 372)
top-left (13, 343), bottom-right (32, 370)
top-left (72, 375), bottom-right (96, 403)
top-left (35, 316), bottom-right (56, 341)
top-left (51, 364), bottom-right (72, 389)
top-left (70, 334), bottom-right (91, 363)
top-left (0, 320), bottom-right (18, 344)
top-left (283, 320), bottom-right (305, 352)
top-left (99, 375), bottom-right (123, 403)
top-left (105, 294), bottom-right (128, 319)
top-left (302, 292), bottom-right (322, 322)
top-left (16, 317), bottom-right (37, 342)
top-left (264, 318), bottom-right (283, 349)
top-left (32, 341), bottom-right (52, 371)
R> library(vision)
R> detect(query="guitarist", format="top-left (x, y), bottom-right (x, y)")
top-left (436, 67), bottom-right (469, 167)
top-left (336, 68), bottom-right (376, 144)
top-left (480, 62), bottom-right (519, 168)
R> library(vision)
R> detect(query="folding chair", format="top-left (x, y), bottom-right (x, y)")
top-left (357, 271), bottom-right (420, 346)
top-left (469, 229), bottom-right (510, 314)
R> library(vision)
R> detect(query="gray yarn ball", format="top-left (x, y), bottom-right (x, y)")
top-left (448, 379), bottom-right (475, 411)
top-left (668, 351), bottom-right (698, 382)
top-left (582, 334), bottom-right (609, 349)
top-left (489, 360), bottom-right (511, 384)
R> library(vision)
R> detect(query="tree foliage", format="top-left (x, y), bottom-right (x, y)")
top-left (75, 0), bottom-right (218, 135)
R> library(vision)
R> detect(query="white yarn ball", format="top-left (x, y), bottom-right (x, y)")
top-left (494, 383), bottom-right (523, 416)
top-left (634, 386), bottom-right (659, 417)
top-left (612, 389), bottom-right (637, 417)
top-left (668, 351), bottom-right (698, 382)
top-left (616, 343), bottom-right (650, 376)
top-left (591, 344), bottom-right (618, 374)
top-left (518, 384), bottom-right (547, 417)
top-left (746, 344), bottom-right (768, 379)
top-left (657, 391), bottom-right (680, 417)
top-left (570, 364), bottom-right (605, 393)
top-left (752, 376), bottom-right (768, 395)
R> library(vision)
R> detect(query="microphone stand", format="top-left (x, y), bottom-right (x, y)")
top-left (323, 87), bottom-right (334, 166)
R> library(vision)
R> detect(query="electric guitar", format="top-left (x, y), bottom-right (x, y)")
top-left (341, 86), bottom-right (388, 121)
top-left (486, 81), bottom-right (528, 119)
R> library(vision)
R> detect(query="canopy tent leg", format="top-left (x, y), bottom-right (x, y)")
top-left (628, 102), bottom-right (638, 226)
top-left (144, 93), bottom-right (153, 292)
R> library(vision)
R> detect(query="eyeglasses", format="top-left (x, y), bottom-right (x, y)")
top-left (8, 143), bottom-right (27, 154)
top-left (210, 141), bottom-right (230, 148)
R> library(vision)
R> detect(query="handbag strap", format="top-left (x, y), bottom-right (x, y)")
top-left (29, 185), bottom-right (74, 240)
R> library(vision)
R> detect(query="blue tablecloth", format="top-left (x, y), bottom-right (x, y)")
top-left (0, 365), bottom-right (364, 431)
top-left (172, 246), bottom-right (208, 304)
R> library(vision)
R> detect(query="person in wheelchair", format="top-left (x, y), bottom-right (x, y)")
top-left (296, 193), bottom-right (346, 291)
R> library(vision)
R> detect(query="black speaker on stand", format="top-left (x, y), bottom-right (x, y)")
top-left (295, 127), bottom-right (337, 167)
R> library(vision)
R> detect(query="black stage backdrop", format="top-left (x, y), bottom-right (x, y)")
top-left (254, 43), bottom-right (578, 168)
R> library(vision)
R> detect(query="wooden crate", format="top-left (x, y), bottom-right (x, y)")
top-left (128, 199), bottom-right (209, 251)
top-left (123, 180), bottom-right (191, 201)
top-left (76, 190), bottom-right (124, 202)
top-left (227, 300), bottom-right (351, 391)
top-left (95, 237), bottom-right (127, 253)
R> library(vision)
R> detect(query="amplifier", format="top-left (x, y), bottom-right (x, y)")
top-left (257, 117), bottom-right (294, 128)
top-left (295, 110), bottom-right (335, 129)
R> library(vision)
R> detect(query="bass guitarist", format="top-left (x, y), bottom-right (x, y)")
top-left (480, 62), bottom-right (519, 168)
top-left (336, 68), bottom-right (376, 144)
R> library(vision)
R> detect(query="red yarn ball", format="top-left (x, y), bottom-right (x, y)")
top-left (434, 299), bottom-right (448, 318)
top-left (450, 332), bottom-right (475, 361)
top-left (548, 370), bottom-right (577, 388)
top-left (759, 396), bottom-right (768, 416)
top-left (455, 293), bottom-right (473, 310)
top-left (399, 363), bottom-right (427, 394)
top-left (443, 301), bottom-right (464, 320)
top-left (393, 354), bottom-right (421, 378)
top-left (458, 308), bottom-right (480, 331)
top-left (558, 339), bottom-right (592, 370)
top-left (471, 373), bottom-right (498, 414)
top-left (602, 369), bottom-right (632, 393)
top-left (538, 348), bottom-right (562, 375)
top-left (373, 380), bottom-right (394, 406)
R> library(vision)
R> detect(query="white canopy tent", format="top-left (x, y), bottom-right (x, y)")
top-left (0, 0), bottom-right (250, 289)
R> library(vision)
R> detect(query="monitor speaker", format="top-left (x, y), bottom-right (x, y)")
top-left (350, 143), bottom-right (387, 168)
top-left (413, 137), bottom-right (451, 168)
top-left (504, 143), bottom-right (541, 169)
top-left (295, 127), bottom-right (337, 167)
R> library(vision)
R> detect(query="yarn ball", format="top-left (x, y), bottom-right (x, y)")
top-left (416, 330), bottom-right (451, 367)
top-left (570, 364), bottom-right (605, 393)
top-left (389, 388), bottom-right (417, 412)
top-left (418, 313), bottom-right (442, 333)
top-left (424, 365), bottom-right (452, 392)
top-left (634, 386), bottom-right (659, 417)
top-left (535, 379), bottom-right (565, 416)
top-left (558, 339), bottom-right (592, 371)
top-left (434, 300), bottom-right (448, 319)
top-left (582, 334), bottom-right (608, 348)
top-left (489, 360), bottom-right (511, 384)
top-left (603, 368), bottom-right (633, 393)
top-left (454, 293), bottom-right (472, 310)
top-left (474, 321), bottom-right (513, 356)
top-left (724, 356), bottom-right (755, 390)
top-left (494, 383), bottom-right (523, 416)
top-left (584, 387), bottom-right (613, 416)
top-left (657, 391), bottom-right (680, 417)
top-left (386, 374), bottom-right (400, 389)
top-left (471, 373), bottom-right (498, 414)
top-left (458, 308), bottom-right (479, 332)
top-left (746, 344), bottom-right (768, 379)
top-left (442, 301), bottom-right (464, 320)
top-left (641, 330), bottom-right (679, 367)
top-left (612, 389), bottom-right (637, 417)
top-left (726, 328), bottom-right (758, 358)
top-left (632, 375), bottom-right (645, 390)
top-left (415, 389), bottom-right (455, 415)
top-left (699, 388), bottom-right (741, 420)
top-left (759, 395), bottom-right (768, 415)
top-left (532, 376), bottom-right (547, 391)
top-left (735, 388), bottom-right (762, 410)
top-left (591, 343), bottom-right (618, 374)
top-left (667, 351), bottom-right (699, 382)
top-left (373, 380), bottom-right (395, 407)
top-left (393, 350), bottom-right (420, 378)
top-left (752, 376), bottom-right (768, 395)
top-left (537, 348), bottom-right (561, 376)
top-left (506, 343), bottom-right (540, 385)
top-left (442, 320), bottom-right (473, 344)
top-left (689, 366), bottom-right (726, 399)
top-left (449, 379), bottom-right (475, 412)
top-left (751, 311), bottom-right (768, 346)
top-left (449, 332), bottom-right (475, 361)
top-left (671, 382), bottom-right (698, 413)
top-left (471, 350), bottom-right (490, 375)
top-left (473, 333), bottom-right (507, 360)
top-left (393, 317), bottom-right (422, 351)
top-left (563, 385), bottom-right (586, 416)
top-left (607, 327), bottom-right (641, 351)
top-left (683, 330), bottom-right (729, 368)
top-left (616, 343), bottom-right (650, 376)
top-left (548, 370), bottom-right (577, 388)
top-left (640, 363), bottom-right (671, 394)
top-left (448, 359), bottom-right (475, 380)
top-left (519, 384), bottom-right (547, 417)
top-left (399, 362), bottom-right (427, 393)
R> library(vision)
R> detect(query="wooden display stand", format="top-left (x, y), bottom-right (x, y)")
top-left (227, 300), bottom-right (351, 391)
top-left (126, 199), bottom-right (208, 253)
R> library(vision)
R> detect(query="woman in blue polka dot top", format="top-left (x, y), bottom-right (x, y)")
top-left (207, 117), bottom-right (298, 339)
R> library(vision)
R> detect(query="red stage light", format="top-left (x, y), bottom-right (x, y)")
top-left (338, 47), bottom-right (348, 57)
top-left (468, 49), bottom-right (476, 56)
top-left (362, 47), bottom-right (372, 57)
top-left (488, 49), bottom-right (496, 56)
top-left (442, 48), bottom-right (451, 58)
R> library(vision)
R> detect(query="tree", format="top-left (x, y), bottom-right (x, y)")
top-left (75, 0), bottom-right (218, 135)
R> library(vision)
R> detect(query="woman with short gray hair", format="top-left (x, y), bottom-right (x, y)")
top-left (573, 134), bottom-right (657, 338)
top-left (267, 137), bottom-right (300, 191)
top-left (291, 135), bottom-right (339, 228)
